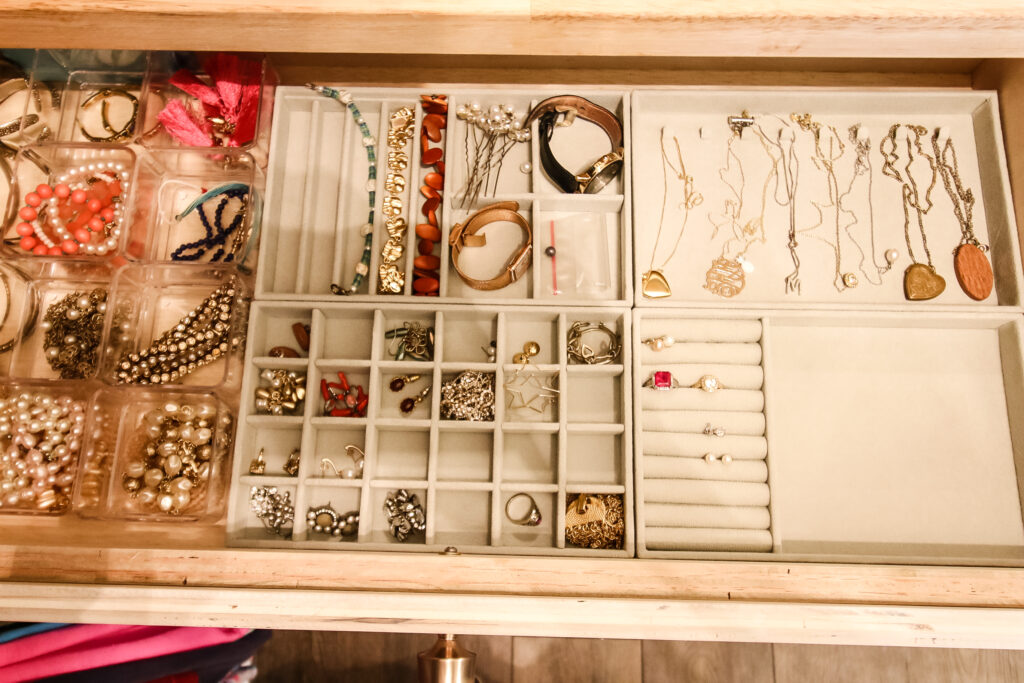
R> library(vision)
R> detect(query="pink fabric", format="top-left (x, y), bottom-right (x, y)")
top-left (0, 624), bottom-right (249, 682)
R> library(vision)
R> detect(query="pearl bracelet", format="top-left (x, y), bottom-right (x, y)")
top-left (15, 162), bottom-right (129, 257)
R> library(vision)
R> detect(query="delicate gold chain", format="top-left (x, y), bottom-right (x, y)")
top-left (648, 127), bottom-right (703, 275)
top-left (793, 113), bottom-right (853, 292)
top-left (837, 124), bottom-right (889, 285)
top-left (754, 118), bottom-right (801, 293)
top-left (931, 130), bottom-right (984, 251)
top-left (710, 127), bottom-right (770, 261)
top-left (880, 124), bottom-right (938, 268)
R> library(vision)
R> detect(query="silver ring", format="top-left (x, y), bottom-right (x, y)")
top-left (505, 493), bottom-right (542, 526)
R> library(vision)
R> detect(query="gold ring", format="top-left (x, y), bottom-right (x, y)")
top-left (691, 374), bottom-right (724, 392)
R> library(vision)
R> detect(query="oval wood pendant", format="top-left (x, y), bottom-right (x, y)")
top-left (953, 243), bottom-right (994, 301)
top-left (903, 263), bottom-right (946, 301)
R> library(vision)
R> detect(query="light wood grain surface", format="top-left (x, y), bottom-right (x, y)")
top-left (251, 633), bottom-right (1024, 682)
top-left (3, 2), bottom-right (1024, 56)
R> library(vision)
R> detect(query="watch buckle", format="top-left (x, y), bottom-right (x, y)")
top-left (554, 106), bottom-right (577, 128)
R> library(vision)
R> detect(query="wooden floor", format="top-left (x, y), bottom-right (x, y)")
top-left (255, 632), bottom-right (1024, 682)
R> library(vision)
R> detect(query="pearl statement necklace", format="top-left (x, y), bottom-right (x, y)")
top-left (0, 392), bottom-right (85, 512)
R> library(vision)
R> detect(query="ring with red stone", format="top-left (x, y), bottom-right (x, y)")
top-left (643, 370), bottom-right (681, 390)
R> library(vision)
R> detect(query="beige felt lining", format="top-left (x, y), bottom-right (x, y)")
top-left (645, 526), bottom-right (773, 552)
top-left (643, 432), bottom-right (768, 459)
top-left (644, 503), bottom-right (771, 529)
top-left (644, 478), bottom-right (770, 507)
top-left (641, 387), bottom-right (765, 412)
top-left (644, 455), bottom-right (767, 482)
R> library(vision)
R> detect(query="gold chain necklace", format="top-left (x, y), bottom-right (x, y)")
top-left (931, 130), bottom-right (993, 301)
top-left (880, 124), bottom-right (945, 300)
top-left (753, 118), bottom-right (801, 294)
top-left (836, 124), bottom-right (898, 286)
top-left (642, 127), bottom-right (703, 298)
top-left (793, 113), bottom-right (865, 292)
top-left (704, 114), bottom-right (771, 298)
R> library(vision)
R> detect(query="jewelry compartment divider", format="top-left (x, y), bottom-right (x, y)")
top-left (635, 307), bottom-right (1024, 566)
top-left (256, 86), bottom-right (630, 306)
top-left (0, 377), bottom-right (96, 515)
top-left (0, 258), bottom-right (113, 381)
top-left (72, 385), bottom-right (234, 522)
top-left (123, 148), bottom-right (264, 272)
top-left (96, 262), bottom-right (250, 395)
top-left (631, 89), bottom-right (1022, 310)
top-left (136, 52), bottom-right (276, 169)
top-left (227, 301), bottom-right (632, 556)
top-left (2, 143), bottom-right (142, 260)
top-left (54, 68), bottom-right (148, 145)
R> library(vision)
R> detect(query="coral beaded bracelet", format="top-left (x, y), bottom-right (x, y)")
top-left (14, 161), bottom-right (128, 256)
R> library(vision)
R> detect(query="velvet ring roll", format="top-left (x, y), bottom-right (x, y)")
top-left (639, 318), bottom-right (762, 343)
top-left (640, 341), bottom-right (761, 365)
top-left (642, 388), bottom-right (764, 413)
top-left (644, 502), bottom-right (771, 529)
top-left (643, 455), bottom-right (768, 483)
top-left (643, 410), bottom-right (765, 435)
top-left (642, 432), bottom-right (768, 459)
top-left (644, 478), bottom-right (770, 507)
top-left (645, 526), bottom-right (773, 552)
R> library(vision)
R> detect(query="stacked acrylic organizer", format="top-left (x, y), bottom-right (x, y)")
top-left (0, 50), bottom-right (272, 522)
top-left (227, 86), bottom-right (635, 556)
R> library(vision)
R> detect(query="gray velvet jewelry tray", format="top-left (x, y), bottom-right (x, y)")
top-left (633, 307), bottom-right (1024, 566)
top-left (226, 301), bottom-right (633, 556)
top-left (631, 89), bottom-right (1022, 310)
top-left (256, 86), bottom-right (631, 306)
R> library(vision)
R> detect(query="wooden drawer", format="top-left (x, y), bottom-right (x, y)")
top-left (4, 14), bottom-right (1024, 645)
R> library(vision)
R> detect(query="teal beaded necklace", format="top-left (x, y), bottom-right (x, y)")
top-left (307, 83), bottom-right (375, 295)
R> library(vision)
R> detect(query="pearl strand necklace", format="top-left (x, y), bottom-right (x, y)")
top-left (0, 391), bottom-right (85, 512)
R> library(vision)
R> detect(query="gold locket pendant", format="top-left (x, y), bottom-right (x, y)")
top-left (903, 263), bottom-right (946, 301)
top-left (641, 270), bottom-right (672, 298)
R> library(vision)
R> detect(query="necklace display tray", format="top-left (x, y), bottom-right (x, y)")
top-left (631, 89), bottom-right (1021, 311)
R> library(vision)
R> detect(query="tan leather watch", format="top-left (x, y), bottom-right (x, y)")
top-left (448, 201), bottom-right (532, 290)
top-left (524, 95), bottom-right (624, 194)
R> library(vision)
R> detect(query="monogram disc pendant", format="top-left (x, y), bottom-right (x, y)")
top-left (641, 270), bottom-right (672, 298)
top-left (953, 243), bottom-right (994, 301)
top-left (704, 257), bottom-right (746, 298)
top-left (903, 263), bottom-right (946, 301)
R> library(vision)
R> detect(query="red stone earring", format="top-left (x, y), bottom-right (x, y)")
top-left (400, 385), bottom-right (432, 415)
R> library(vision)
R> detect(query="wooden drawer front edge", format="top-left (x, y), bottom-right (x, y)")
top-left (4, 545), bottom-right (1024, 609)
top-left (3, 582), bottom-right (1024, 649)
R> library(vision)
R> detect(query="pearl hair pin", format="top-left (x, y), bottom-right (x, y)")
top-left (455, 101), bottom-right (531, 208)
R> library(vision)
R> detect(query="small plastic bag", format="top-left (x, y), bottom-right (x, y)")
top-left (548, 213), bottom-right (610, 298)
